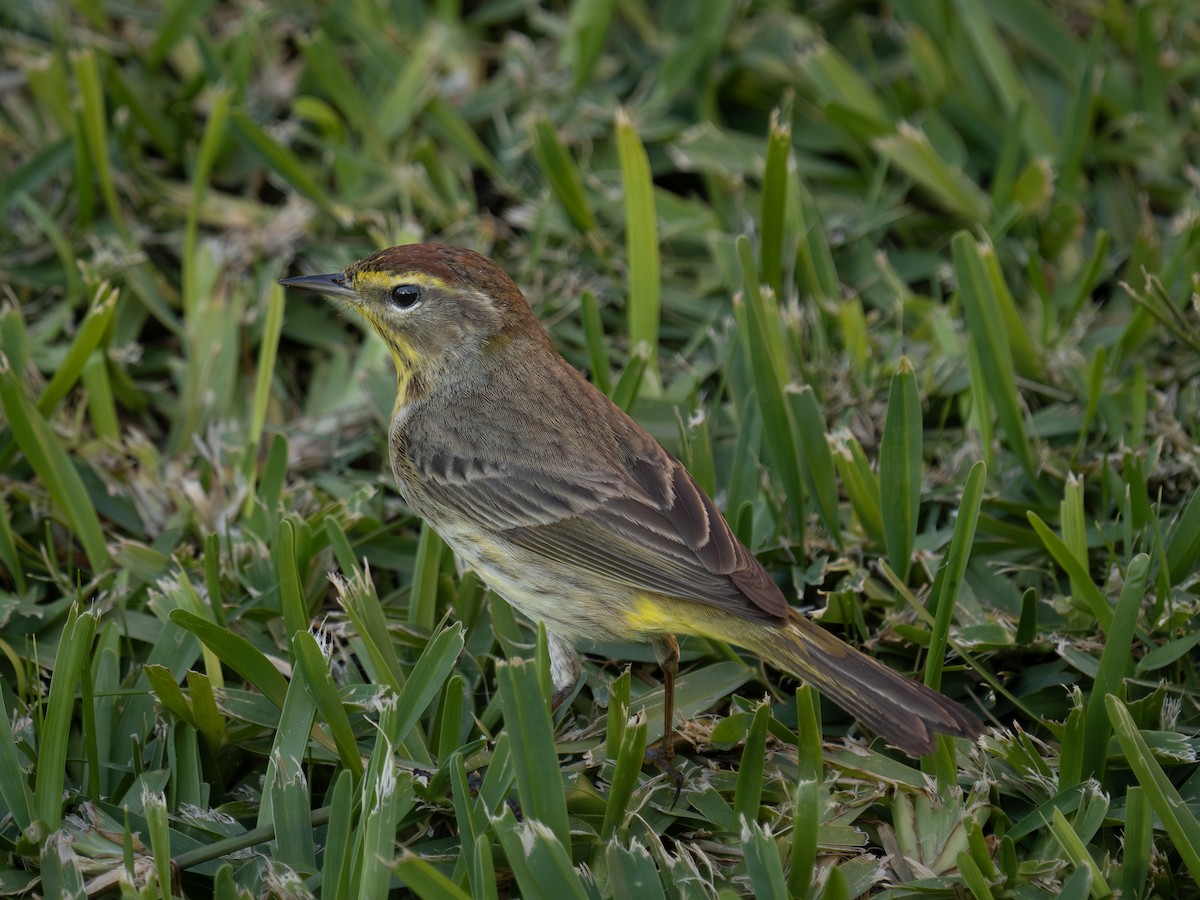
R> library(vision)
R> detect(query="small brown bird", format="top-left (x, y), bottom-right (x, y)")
top-left (281, 244), bottom-right (982, 757)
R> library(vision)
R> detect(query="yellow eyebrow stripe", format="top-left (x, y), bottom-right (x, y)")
top-left (352, 271), bottom-right (449, 291)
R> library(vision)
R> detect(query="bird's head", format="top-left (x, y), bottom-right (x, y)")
top-left (280, 243), bottom-right (545, 383)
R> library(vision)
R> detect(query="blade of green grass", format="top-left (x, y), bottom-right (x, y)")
top-left (789, 386), bottom-right (841, 547)
top-left (1107, 694), bottom-right (1200, 883)
top-left (80, 352), bottom-right (118, 441)
top-left (1166, 487), bottom-right (1200, 584)
top-left (925, 460), bottom-right (985, 689)
top-left (610, 342), bottom-right (650, 412)
top-left (386, 622), bottom-right (463, 758)
top-left (741, 818), bottom-right (787, 898)
top-left (34, 604), bottom-right (99, 829)
top-left (277, 518), bottom-right (309, 641)
top-left (953, 232), bottom-right (1038, 480)
top-left (950, 0), bottom-right (1056, 155)
top-left (394, 854), bottom-right (473, 900)
top-left (14, 193), bottom-right (84, 303)
top-left (0, 688), bottom-right (33, 833)
top-left (257, 667), bottom-right (319, 831)
top-left (600, 669), bottom-right (648, 841)
top-left (794, 177), bottom-right (839, 305)
top-left (491, 809), bottom-right (589, 900)
top-left (169, 609), bottom-right (288, 708)
top-left (606, 839), bottom-right (667, 900)
top-left (532, 115), bottom-right (598, 234)
top-left (495, 657), bottom-right (569, 846)
top-left (874, 123), bottom-right (990, 221)
top-left (760, 109), bottom-right (790, 298)
top-left (734, 237), bottom-right (806, 534)
top-left (72, 48), bottom-right (129, 240)
top-left (408, 523), bottom-right (445, 631)
top-left (616, 108), bottom-right (661, 390)
top-left (1076, 554), bottom-right (1146, 783)
top-left (733, 702), bottom-right (769, 824)
top-left (0, 360), bottom-right (109, 572)
top-left (833, 431), bottom-right (884, 546)
top-left (292, 631), bottom-right (364, 780)
top-left (564, 0), bottom-right (617, 90)
top-left (241, 280), bottom-right (285, 518)
top-left (271, 763), bottom-right (316, 874)
top-left (788, 685), bottom-right (821, 900)
top-left (1026, 513), bottom-right (1113, 633)
top-left (880, 358), bottom-right (922, 584)
top-left (231, 111), bottom-right (346, 221)
top-left (797, 38), bottom-right (891, 130)
top-left (579, 289), bottom-right (613, 395)
top-left (450, 755), bottom-right (499, 900)
top-left (321, 770), bottom-right (354, 895)
top-left (182, 85), bottom-right (232, 315)
top-left (1049, 806), bottom-right (1111, 897)
top-left (1121, 787), bottom-right (1151, 898)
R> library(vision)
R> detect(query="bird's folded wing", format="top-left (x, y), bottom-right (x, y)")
top-left (412, 448), bottom-right (788, 622)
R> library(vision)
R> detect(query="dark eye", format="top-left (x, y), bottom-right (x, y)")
top-left (389, 284), bottom-right (421, 309)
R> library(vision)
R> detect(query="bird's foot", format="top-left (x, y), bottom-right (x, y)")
top-left (643, 740), bottom-right (684, 808)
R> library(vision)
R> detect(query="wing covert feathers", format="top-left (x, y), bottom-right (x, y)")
top-left (412, 441), bottom-right (790, 623)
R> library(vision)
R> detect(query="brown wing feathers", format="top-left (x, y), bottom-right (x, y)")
top-left (660, 458), bottom-right (790, 620)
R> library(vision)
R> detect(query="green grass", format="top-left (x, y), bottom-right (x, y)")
top-left (2, 1), bottom-right (1200, 897)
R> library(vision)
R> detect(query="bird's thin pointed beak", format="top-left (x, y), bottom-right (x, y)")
top-left (278, 272), bottom-right (359, 299)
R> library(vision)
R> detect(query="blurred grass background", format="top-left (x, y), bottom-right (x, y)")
top-left (2, 0), bottom-right (1200, 896)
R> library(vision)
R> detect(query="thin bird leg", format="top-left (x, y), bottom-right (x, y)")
top-left (646, 634), bottom-right (683, 802)
top-left (653, 634), bottom-right (681, 760)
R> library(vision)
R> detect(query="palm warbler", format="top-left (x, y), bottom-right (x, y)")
top-left (281, 243), bottom-right (982, 757)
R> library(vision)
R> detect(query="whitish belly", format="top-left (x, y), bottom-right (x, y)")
top-left (432, 520), bottom-right (641, 642)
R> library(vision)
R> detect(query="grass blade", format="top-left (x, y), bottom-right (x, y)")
top-left (616, 108), bottom-right (661, 389)
top-left (925, 460), bottom-right (985, 689)
top-left (36, 283), bottom-right (117, 418)
top-left (1107, 695), bottom-right (1200, 883)
top-left (600, 669), bottom-right (648, 841)
top-left (874, 123), bottom-right (990, 221)
top-left (734, 237), bottom-right (806, 533)
top-left (34, 605), bottom-right (99, 829)
top-left (0, 684), bottom-right (34, 832)
top-left (182, 85), bottom-right (232, 315)
top-left (1049, 806), bottom-right (1111, 896)
top-left (788, 685), bottom-right (821, 899)
top-left (169, 609), bottom-right (289, 708)
top-left (741, 818), bottom-right (787, 898)
top-left (394, 855), bottom-right (472, 900)
top-left (532, 115), bottom-right (598, 235)
top-left (408, 523), bottom-right (446, 630)
top-left (1077, 554), bottom-right (1145, 783)
top-left (880, 358), bottom-right (922, 584)
top-left (953, 232), bottom-right (1037, 479)
top-left (292, 631), bottom-right (364, 780)
top-left (564, 0), bottom-right (617, 90)
top-left (0, 360), bottom-right (110, 573)
top-left (760, 109), bottom-right (790, 298)
top-left (733, 702), bottom-right (769, 825)
top-left (72, 48), bottom-right (128, 240)
top-left (606, 839), bottom-right (667, 899)
top-left (789, 386), bottom-right (841, 547)
top-left (242, 280), bottom-right (285, 517)
top-left (495, 657), bottom-right (569, 845)
top-left (491, 810), bottom-right (589, 900)
top-left (1026, 513), bottom-right (1113, 633)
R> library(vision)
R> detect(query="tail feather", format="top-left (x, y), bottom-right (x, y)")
top-left (751, 614), bottom-right (982, 756)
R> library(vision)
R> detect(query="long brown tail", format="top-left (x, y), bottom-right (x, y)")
top-left (747, 614), bottom-right (983, 756)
